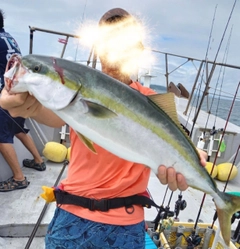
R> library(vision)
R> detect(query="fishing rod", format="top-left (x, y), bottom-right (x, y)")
top-left (211, 144), bottom-right (240, 223)
top-left (24, 160), bottom-right (69, 249)
top-left (74, 0), bottom-right (88, 62)
top-left (152, 187), bottom-right (171, 231)
top-left (198, 26), bottom-right (233, 155)
top-left (0, 108), bottom-right (28, 135)
top-left (185, 4), bottom-right (217, 137)
top-left (201, 25), bottom-right (233, 142)
top-left (212, 26), bottom-right (232, 124)
top-left (222, 144), bottom-right (240, 193)
top-left (185, 0), bottom-right (238, 237)
top-left (190, 0), bottom-right (237, 138)
top-left (155, 191), bottom-right (175, 234)
top-left (195, 82), bottom-right (240, 242)
top-left (211, 145), bottom-right (240, 248)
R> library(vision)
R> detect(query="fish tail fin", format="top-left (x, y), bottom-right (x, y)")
top-left (215, 192), bottom-right (240, 246)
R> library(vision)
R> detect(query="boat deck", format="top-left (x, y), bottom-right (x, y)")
top-left (0, 159), bottom-right (239, 248)
top-left (0, 161), bottom-right (67, 249)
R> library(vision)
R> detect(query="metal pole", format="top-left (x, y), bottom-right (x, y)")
top-left (190, 63), bottom-right (216, 138)
top-left (165, 53), bottom-right (169, 90)
top-left (183, 61), bottom-right (204, 115)
top-left (29, 27), bottom-right (34, 54)
top-left (60, 36), bottom-right (69, 58)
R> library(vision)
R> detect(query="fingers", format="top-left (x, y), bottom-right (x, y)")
top-left (0, 88), bottom-right (28, 109)
top-left (157, 165), bottom-right (188, 191)
top-left (176, 173), bottom-right (188, 191)
top-left (197, 148), bottom-right (207, 167)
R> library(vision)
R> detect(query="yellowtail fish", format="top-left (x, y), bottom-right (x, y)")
top-left (4, 54), bottom-right (240, 245)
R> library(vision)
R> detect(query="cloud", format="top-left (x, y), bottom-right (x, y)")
top-left (1, 0), bottom-right (240, 96)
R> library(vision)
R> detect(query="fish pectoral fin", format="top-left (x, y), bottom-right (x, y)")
top-left (83, 100), bottom-right (117, 118)
top-left (75, 131), bottom-right (97, 154)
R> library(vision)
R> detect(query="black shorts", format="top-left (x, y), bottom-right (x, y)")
top-left (0, 107), bottom-right (29, 143)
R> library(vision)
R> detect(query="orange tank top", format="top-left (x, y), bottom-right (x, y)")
top-left (60, 81), bottom-right (156, 225)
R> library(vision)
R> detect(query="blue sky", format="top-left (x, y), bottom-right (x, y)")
top-left (1, 0), bottom-right (240, 96)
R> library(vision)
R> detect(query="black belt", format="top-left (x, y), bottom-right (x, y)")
top-left (54, 189), bottom-right (160, 212)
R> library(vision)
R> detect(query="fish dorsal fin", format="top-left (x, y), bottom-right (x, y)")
top-left (148, 92), bottom-right (179, 124)
top-left (75, 131), bottom-right (97, 154)
top-left (147, 92), bottom-right (200, 158)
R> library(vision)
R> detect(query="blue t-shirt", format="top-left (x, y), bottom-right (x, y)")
top-left (0, 28), bottom-right (21, 91)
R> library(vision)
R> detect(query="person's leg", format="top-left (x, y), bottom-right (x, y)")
top-left (45, 208), bottom-right (145, 249)
top-left (0, 109), bottom-right (29, 191)
top-left (13, 117), bottom-right (46, 171)
top-left (15, 132), bottom-right (43, 164)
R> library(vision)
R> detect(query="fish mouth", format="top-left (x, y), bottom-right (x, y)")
top-left (4, 54), bottom-right (26, 92)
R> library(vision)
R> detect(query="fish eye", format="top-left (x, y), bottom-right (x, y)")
top-left (33, 64), bottom-right (41, 72)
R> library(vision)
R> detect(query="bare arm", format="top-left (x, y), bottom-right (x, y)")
top-left (0, 87), bottom-right (65, 128)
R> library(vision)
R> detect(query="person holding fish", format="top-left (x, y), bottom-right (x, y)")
top-left (0, 9), bottom-right (46, 192)
top-left (0, 8), bottom-right (209, 249)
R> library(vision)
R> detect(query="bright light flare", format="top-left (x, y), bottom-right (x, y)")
top-left (76, 22), bottom-right (99, 49)
top-left (76, 16), bottom-right (155, 75)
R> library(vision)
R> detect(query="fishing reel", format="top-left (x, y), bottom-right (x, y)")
top-left (231, 211), bottom-right (240, 224)
top-left (176, 230), bottom-right (202, 249)
top-left (185, 231), bottom-right (202, 249)
top-left (174, 193), bottom-right (187, 221)
top-left (210, 126), bottom-right (224, 136)
top-left (152, 205), bottom-right (174, 231)
top-left (231, 211), bottom-right (240, 242)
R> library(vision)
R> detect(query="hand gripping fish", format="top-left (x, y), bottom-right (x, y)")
top-left (4, 54), bottom-right (240, 246)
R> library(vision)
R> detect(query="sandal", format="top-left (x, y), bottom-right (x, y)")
top-left (23, 159), bottom-right (46, 171)
top-left (0, 177), bottom-right (30, 192)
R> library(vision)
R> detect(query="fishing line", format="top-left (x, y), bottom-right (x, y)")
top-left (146, 187), bottom-right (160, 212)
top-left (147, 186), bottom-right (169, 213)
top-left (27, 118), bottom-right (45, 147)
top-left (167, 191), bottom-right (173, 207)
top-left (181, 60), bottom-right (206, 132)
top-left (151, 186), bottom-right (176, 232)
top-left (161, 186), bottom-right (169, 206)
top-left (213, 27), bottom-right (232, 125)
top-left (186, 4), bottom-right (218, 135)
top-left (204, 5), bottom-right (218, 61)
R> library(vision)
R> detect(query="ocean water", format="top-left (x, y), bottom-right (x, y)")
top-left (201, 97), bottom-right (240, 127)
top-left (150, 84), bottom-right (240, 127)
